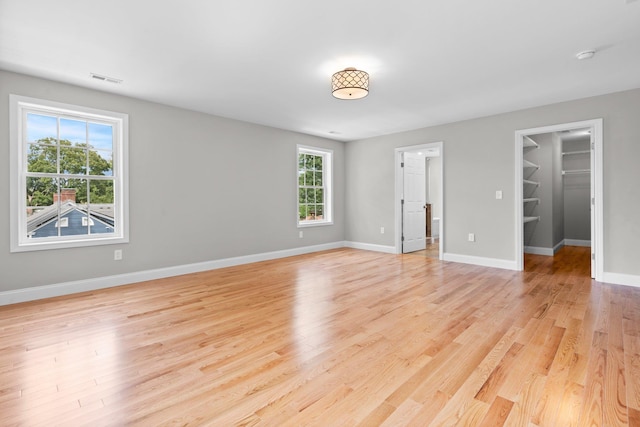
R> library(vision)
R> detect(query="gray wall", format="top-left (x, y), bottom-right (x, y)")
top-left (345, 88), bottom-right (640, 276)
top-left (563, 138), bottom-right (591, 241)
top-left (0, 71), bottom-right (345, 292)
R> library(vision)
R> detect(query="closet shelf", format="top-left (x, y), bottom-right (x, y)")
top-left (523, 198), bottom-right (540, 204)
top-left (523, 216), bottom-right (540, 224)
top-left (523, 179), bottom-right (539, 186)
top-left (523, 136), bottom-right (539, 148)
top-left (562, 150), bottom-right (590, 156)
top-left (523, 160), bottom-right (540, 169)
top-left (562, 169), bottom-right (590, 175)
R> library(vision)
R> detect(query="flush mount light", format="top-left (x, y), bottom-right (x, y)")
top-left (331, 67), bottom-right (369, 100)
top-left (575, 50), bottom-right (596, 60)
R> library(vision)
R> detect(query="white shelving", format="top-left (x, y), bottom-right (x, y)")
top-left (523, 136), bottom-right (539, 230)
top-left (523, 159), bottom-right (540, 169)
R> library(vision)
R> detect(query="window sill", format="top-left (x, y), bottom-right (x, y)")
top-left (297, 220), bottom-right (334, 228)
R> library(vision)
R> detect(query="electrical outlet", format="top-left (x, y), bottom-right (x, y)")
top-left (114, 249), bottom-right (123, 260)
top-left (468, 233), bottom-right (475, 242)
top-left (496, 190), bottom-right (503, 200)
top-left (380, 227), bottom-right (385, 234)
top-left (299, 231), bottom-right (303, 238)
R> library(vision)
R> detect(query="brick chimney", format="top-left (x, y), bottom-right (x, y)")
top-left (53, 188), bottom-right (76, 203)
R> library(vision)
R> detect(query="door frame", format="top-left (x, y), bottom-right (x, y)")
top-left (514, 119), bottom-right (603, 280)
top-left (394, 141), bottom-right (444, 258)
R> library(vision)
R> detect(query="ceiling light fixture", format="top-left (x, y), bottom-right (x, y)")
top-left (575, 50), bottom-right (596, 60)
top-left (331, 67), bottom-right (369, 100)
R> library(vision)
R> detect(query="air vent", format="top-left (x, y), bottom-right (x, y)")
top-left (90, 73), bottom-right (122, 84)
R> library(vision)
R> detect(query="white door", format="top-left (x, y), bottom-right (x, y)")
top-left (402, 152), bottom-right (426, 253)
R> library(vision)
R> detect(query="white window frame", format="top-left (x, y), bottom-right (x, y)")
top-left (297, 145), bottom-right (333, 227)
top-left (10, 95), bottom-right (129, 252)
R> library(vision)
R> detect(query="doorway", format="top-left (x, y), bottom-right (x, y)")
top-left (394, 142), bottom-right (444, 259)
top-left (515, 119), bottom-right (603, 280)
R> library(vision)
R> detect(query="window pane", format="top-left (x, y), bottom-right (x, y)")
top-left (26, 113), bottom-right (57, 143)
top-left (315, 171), bottom-right (323, 186)
top-left (306, 188), bottom-right (315, 203)
top-left (26, 177), bottom-right (57, 207)
top-left (304, 154), bottom-right (315, 170)
top-left (89, 179), bottom-right (114, 204)
top-left (62, 178), bottom-right (87, 204)
top-left (89, 150), bottom-right (113, 176)
top-left (317, 204), bottom-right (324, 218)
top-left (60, 118), bottom-right (86, 145)
top-left (314, 155), bottom-right (323, 170)
top-left (298, 154), bottom-right (305, 170)
top-left (298, 171), bottom-right (304, 186)
top-left (87, 202), bottom-right (115, 235)
top-left (298, 188), bottom-right (306, 203)
top-left (299, 205), bottom-right (307, 220)
top-left (307, 205), bottom-right (316, 217)
top-left (315, 188), bottom-right (324, 204)
top-left (60, 146), bottom-right (87, 175)
top-left (88, 122), bottom-right (113, 152)
top-left (26, 178), bottom-right (58, 239)
top-left (304, 171), bottom-right (314, 186)
top-left (27, 144), bottom-right (57, 173)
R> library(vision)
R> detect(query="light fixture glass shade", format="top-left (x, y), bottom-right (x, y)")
top-left (331, 68), bottom-right (369, 99)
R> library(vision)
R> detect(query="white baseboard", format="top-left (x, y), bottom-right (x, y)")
top-left (524, 241), bottom-right (565, 256)
top-left (443, 253), bottom-right (519, 271)
top-left (0, 241), bottom-right (345, 306)
top-left (564, 239), bottom-right (591, 247)
top-left (601, 272), bottom-right (640, 288)
top-left (524, 246), bottom-right (554, 256)
top-left (344, 241), bottom-right (397, 254)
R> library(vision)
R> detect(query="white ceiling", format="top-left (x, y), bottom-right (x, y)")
top-left (1, 0), bottom-right (639, 141)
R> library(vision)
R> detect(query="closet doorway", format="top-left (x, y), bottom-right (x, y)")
top-left (514, 119), bottom-right (603, 280)
top-left (394, 142), bottom-right (444, 259)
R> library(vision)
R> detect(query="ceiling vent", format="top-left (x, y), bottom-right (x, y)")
top-left (90, 73), bottom-right (122, 84)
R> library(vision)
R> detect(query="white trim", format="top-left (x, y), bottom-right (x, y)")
top-left (344, 241), bottom-right (396, 254)
top-left (564, 239), bottom-right (591, 247)
top-left (0, 241), bottom-right (346, 306)
top-left (514, 119), bottom-right (603, 280)
top-left (443, 252), bottom-right (519, 271)
top-left (601, 272), bottom-right (640, 289)
top-left (394, 142), bottom-right (444, 258)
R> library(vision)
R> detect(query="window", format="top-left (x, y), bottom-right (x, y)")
top-left (297, 146), bottom-right (332, 226)
top-left (10, 95), bottom-right (129, 252)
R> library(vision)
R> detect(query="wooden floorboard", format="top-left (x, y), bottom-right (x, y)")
top-left (1, 246), bottom-right (638, 426)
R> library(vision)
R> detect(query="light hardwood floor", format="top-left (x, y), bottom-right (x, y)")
top-left (1, 246), bottom-right (639, 426)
